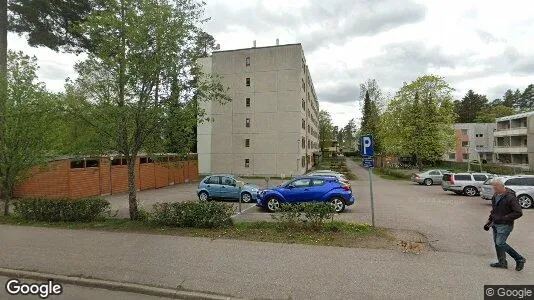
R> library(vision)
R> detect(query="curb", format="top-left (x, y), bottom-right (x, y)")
top-left (0, 267), bottom-right (239, 300)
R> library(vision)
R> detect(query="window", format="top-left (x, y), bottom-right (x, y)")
top-left (476, 145), bottom-right (484, 149)
top-left (301, 137), bottom-right (305, 149)
top-left (505, 178), bottom-right (534, 186)
top-left (222, 176), bottom-right (235, 186)
top-left (245, 56), bottom-right (250, 66)
top-left (205, 176), bottom-right (220, 184)
top-left (312, 179), bottom-right (325, 186)
top-left (246, 78), bottom-right (250, 86)
top-left (429, 171), bottom-right (440, 175)
top-left (245, 159), bottom-right (250, 168)
top-left (462, 141), bottom-right (469, 147)
top-left (461, 129), bottom-right (468, 135)
top-left (473, 175), bottom-right (487, 181)
top-left (292, 178), bottom-right (310, 187)
top-left (301, 156), bottom-right (305, 167)
top-left (246, 98), bottom-right (251, 107)
top-left (475, 133), bottom-right (484, 137)
top-left (302, 99), bottom-right (305, 110)
top-left (454, 175), bottom-right (472, 181)
top-left (86, 159), bottom-right (99, 168)
top-left (245, 118), bottom-right (250, 127)
top-left (448, 153), bottom-right (455, 160)
top-left (245, 139), bottom-right (250, 147)
top-left (70, 160), bottom-right (84, 169)
top-left (302, 119), bottom-right (305, 130)
top-left (302, 79), bottom-right (305, 91)
top-left (111, 158), bottom-right (124, 166)
top-left (462, 153), bottom-right (469, 159)
top-left (140, 157), bottom-right (153, 164)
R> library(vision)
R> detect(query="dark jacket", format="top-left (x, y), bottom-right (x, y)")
top-left (488, 188), bottom-right (523, 225)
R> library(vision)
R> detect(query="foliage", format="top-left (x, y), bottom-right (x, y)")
top-left (151, 201), bottom-right (234, 228)
top-left (360, 91), bottom-right (381, 152)
top-left (339, 118), bottom-right (358, 151)
top-left (519, 84), bottom-right (534, 111)
top-left (454, 89), bottom-right (488, 123)
top-left (0, 51), bottom-right (63, 215)
top-left (271, 202), bottom-right (335, 231)
top-left (374, 168), bottom-right (411, 180)
top-left (474, 105), bottom-right (516, 123)
top-left (302, 202), bottom-right (335, 229)
top-left (319, 110), bottom-right (334, 151)
top-left (270, 203), bottom-right (303, 228)
top-left (379, 75), bottom-right (456, 168)
top-left (13, 198), bottom-right (110, 222)
top-left (502, 88), bottom-right (522, 108)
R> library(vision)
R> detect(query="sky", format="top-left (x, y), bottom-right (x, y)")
top-left (7, 0), bottom-right (534, 128)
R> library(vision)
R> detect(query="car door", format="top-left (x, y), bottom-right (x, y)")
top-left (429, 170), bottom-right (442, 184)
top-left (309, 178), bottom-right (329, 201)
top-left (221, 176), bottom-right (239, 199)
top-left (204, 176), bottom-right (222, 198)
top-left (282, 178), bottom-right (312, 203)
top-left (473, 174), bottom-right (488, 191)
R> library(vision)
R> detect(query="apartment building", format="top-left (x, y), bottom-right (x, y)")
top-left (493, 111), bottom-right (534, 170)
top-left (197, 43), bottom-right (320, 177)
top-left (444, 123), bottom-right (496, 163)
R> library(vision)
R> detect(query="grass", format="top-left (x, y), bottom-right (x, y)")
top-left (0, 215), bottom-right (394, 249)
top-left (374, 168), bottom-right (412, 180)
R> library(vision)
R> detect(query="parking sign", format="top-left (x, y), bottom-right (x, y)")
top-left (361, 135), bottom-right (374, 157)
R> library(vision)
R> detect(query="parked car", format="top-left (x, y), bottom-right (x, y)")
top-left (480, 175), bottom-right (534, 209)
top-left (411, 169), bottom-right (451, 186)
top-left (441, 172), bottom-right (495, 196)
top-left (197, 174), bottom-right (260, 203)
top-left (307, 170), bottom-right (349, 183)
top-left (257, 175), bottom-right (355, 213)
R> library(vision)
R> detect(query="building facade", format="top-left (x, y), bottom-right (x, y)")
top-left (493, 111), bottom-right (534, 170)
top-left (197, 43), bottom-right (320, 177)
top-left (444, 123), bottom-right (496, 163)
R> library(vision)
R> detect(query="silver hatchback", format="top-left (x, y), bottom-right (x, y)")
top-left (480, 176), bottom-right (534, 209)
top-left (441, 172), bottom-right (494, 196)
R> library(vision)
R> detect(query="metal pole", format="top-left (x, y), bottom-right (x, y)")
top-left (369, 167), bottom-right (375, 227)
top-left (238, 185), bottom-right (242, 213)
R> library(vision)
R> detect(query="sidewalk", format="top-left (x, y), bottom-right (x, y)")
top-left (0, 225), bottom-right (532, 299)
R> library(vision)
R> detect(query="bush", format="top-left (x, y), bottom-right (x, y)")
top-left (271, 202), bottom-right (335, 230)
top-left (151, 201), bottom-right (233, 228)
top-left (302, 202), bottom-right (335, 229)
top-left (271, 204), bottom-right (303, 228)
top-left (13, 198), bottom-right (110, 222)
top-left (375, 168), bottom-right (411, 180)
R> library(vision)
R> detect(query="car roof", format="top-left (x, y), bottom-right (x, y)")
top-left (295, 175), bottom-right (338, 180)
top-left (206, 174), bottom-right (235, 177)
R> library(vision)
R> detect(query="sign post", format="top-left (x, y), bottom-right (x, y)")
top-left (361, 135), bottom-right (375, 227)
top-left (236, 180), bottom-right (245, 213)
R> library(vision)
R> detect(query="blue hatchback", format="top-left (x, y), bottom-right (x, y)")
top-left (257, 176), bottom-right (355, 213)
top-left (197, 174), bottom-right (261, 203)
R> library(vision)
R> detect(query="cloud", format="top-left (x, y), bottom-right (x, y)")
top-left (318, 82), bottom-right (361, 104)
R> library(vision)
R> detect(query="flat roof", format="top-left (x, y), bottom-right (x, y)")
top-left (212, 43), bottom-right (302, 54)
top-left (496, 110), bottom-right (534, 122)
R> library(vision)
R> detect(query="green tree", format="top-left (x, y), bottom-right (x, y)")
top-left (454, 89), bottom-right (488, 123)
top-left (360, 91), bottom-right (381, 152)
top-left (341, 118), bottom-right (357, 150)
top-left (474, 105), bottom-right (517, 123)
top-left (380, 75), bottom-right (456, 168)
top-left (518, 84), bottom-right (534, 111)
top-left (65, 0), bottom-right (229, 220)
top-left (502, 89), bottom-right (522, 108)
top-left (319, 110), bottom-right (333, 151)
top-left (0, 51), bottom-right (62, 215)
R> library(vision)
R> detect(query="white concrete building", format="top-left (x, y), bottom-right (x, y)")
top-left (494, 111), bottom-right (534, 170)
top-left (444, 123), bottom-right (496, 163)
top-left (197, 43), bottom-right (320, 177)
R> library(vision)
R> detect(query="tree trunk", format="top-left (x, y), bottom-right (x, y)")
top-left (126, 157), bottom-right (138, 220)
top-left (2, 185), bottom-right (11, 216)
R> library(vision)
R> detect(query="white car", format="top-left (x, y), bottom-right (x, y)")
top-left (480, 175), bottom-right (534, 209)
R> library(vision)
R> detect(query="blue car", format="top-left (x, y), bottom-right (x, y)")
top-left (257, 176), bottom-right (355, 213)
top-left (197, 174), bottom-right (261, 203)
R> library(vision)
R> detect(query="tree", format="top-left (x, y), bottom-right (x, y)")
top-left (360, 91), bottom-right (381, 152)
top-left (0, 51), bottom-right (61, 215)
top-left (518, 84), bottom-right (534, 111)
top-left (319, 110), bottom-right (333, 151)
top-left (360, 78), bottom-right (387, 111)
top-left (341, 118), bottom-right (357, 150)
top-left (65, 0), bottom-right (229, 220)
top-left (454, 90), bottom-right (488, 123)
top-left (502, 89), bottom-right (522, 108)
top-left (380, 75), bottom-right (456, 168)
top-left (474, 105), bottom-right (517, 123)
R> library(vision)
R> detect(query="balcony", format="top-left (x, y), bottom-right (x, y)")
top-left (494, 127), bottom-right (527, 137)
top-left (493, 146), bottom-right (528, 154)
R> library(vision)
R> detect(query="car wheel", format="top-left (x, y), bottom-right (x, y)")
top-left (518, 195), bottom-right (533, 209)
top-left (198, 191), bottom-right (209, 202)
top-left (424, 178), bottom-right (433, 186)
top-left (330, 197), bottom-right (345, 213)
top-left (463, 186), bottom-right (477, 197)
top-left (266, 197), bottom-right (280, 212)
top-left (241, 192), bottom-right (253, 203)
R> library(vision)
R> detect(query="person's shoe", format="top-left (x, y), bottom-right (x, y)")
top-left (490, 261), bottom-right (508, 269)
top-left (516, 258), bottom-right (526, 271)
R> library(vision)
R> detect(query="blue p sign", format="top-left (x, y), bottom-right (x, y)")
top-left (361, 135), bottom-right (374, 156)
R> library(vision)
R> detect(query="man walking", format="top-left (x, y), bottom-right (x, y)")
top-left (484, 178), bottom-right (526, 271)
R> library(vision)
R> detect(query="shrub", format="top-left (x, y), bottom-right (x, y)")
top-left (271, 204), bottom-right (303, 228)
top-left (151, 201), bottom-right (233, 228)
top-left (302, 202), bottom-right (335, 229)
top-left (272, 202), bottom-right (335, 231)
top-left (13, 198), bottom-right (110, 222)
top-left (375, 168), bottom-right (411, 180)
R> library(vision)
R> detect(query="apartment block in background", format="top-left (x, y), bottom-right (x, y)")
top-left (493, 111), bottom-right (534, 170)
top-left (444, 123), bottom-right (496, 163)
top-left (197, 43), bottom-right (320, 177)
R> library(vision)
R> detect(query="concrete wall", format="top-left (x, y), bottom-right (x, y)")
top-left (198, 44), bottom-right (320, 176)
top-left (13, 157), bottom-right (199, 199)
top-left (528, 115), bottom-right (534, 170)
top-left (445, 123), bottom-right (496, 162)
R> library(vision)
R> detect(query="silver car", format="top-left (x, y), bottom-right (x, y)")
top-left (480, 175), bottom-right (534, 209)
top-left (307, 171), bottom-right (349, 183)
top-left (411, 169), bottom-right (451, 186)
top-left (441, 172), bottom-right (494, 196)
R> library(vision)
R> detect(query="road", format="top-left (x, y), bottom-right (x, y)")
top-left (0, 158), bottom-right (532, 299)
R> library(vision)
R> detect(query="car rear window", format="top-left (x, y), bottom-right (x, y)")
top-left (505, 177), bottom-right (534, 186)
top-left (312, 179), bottom-right (325, 186)
top-left (442, 174), bottom-right (451, 181)
top-left (454, 175), bottom-right (472, 181)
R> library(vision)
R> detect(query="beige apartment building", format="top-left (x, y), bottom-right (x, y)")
top-left (197, 43), bottom-right (320, 177)
top-left (494, 111), bottom-right (534, 170)
top-left (444, 123), bottom-right (496, 163)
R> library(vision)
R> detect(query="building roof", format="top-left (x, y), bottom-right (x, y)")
top-left (212, 43), bottom-right (302, 54)
top-left (496, 110), bottom-right (534, 122)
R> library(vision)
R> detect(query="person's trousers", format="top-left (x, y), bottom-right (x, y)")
top-left (492, 224), bottom-right (523, 262)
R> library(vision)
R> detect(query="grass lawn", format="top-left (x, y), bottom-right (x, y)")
top-left (373, 168), bottom-right (412, 181)
top-left (0, 215), bottom-right (395, 249)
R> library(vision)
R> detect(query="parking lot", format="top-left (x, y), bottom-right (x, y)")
top-left (106, 159), bottom-right (533, 259)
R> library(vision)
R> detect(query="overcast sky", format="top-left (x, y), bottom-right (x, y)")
top-left (8, 0), bottom-right (534, 128)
